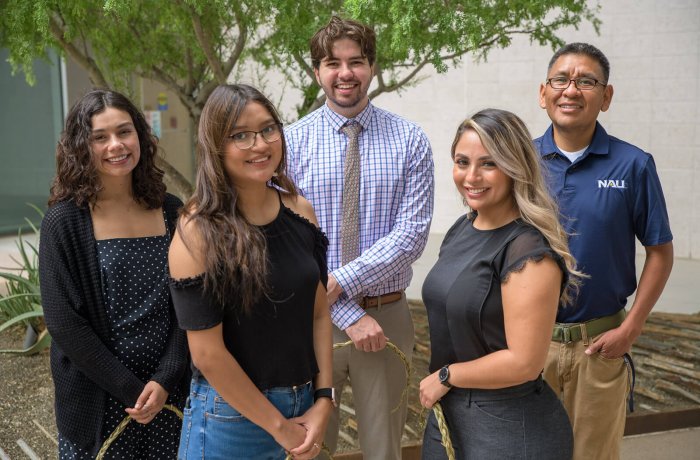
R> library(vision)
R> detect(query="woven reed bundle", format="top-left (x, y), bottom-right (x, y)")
top-left (96, 403), bottom-right (183, 459)
top-left (432, 402), bottom-right (456, 460)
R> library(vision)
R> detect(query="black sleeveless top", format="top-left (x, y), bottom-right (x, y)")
top-left (422, 215), bottom-right (567, 373)
top-left (170, 199), bottom-right (328, 390)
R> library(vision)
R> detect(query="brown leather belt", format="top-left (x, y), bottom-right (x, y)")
top-left (359, 290), bottom-right (403, 309)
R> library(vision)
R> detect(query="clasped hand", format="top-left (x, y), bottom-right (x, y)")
top-left (125, 380), bottom-right (168, 424)
top-left (278, 401), bottom-right (331, 459)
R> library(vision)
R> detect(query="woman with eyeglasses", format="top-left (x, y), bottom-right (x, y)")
top-left (169, 84), bottom-right (333, 459)
top-left (419, 109), bottom-right (580, 459)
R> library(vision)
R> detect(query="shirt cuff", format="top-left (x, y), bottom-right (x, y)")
top-left (330, 298), bottom-right (366, 330)
top-left (332, 265), bottom-right (362, 299)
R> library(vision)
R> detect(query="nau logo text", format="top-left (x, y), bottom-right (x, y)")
top-left (598, 179), bottom-right (627, 189)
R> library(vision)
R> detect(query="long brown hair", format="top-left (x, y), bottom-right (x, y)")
top-left (451, 108), bottom-right (584, 306)
top-left (49, 89), bottom-right (165, 208)
top-left (181, 84), bottom-right (297, 314)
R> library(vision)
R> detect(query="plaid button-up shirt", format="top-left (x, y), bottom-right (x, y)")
top-left (285, 102), bottom-right (434, 329)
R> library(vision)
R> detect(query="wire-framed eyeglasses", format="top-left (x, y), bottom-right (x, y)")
top-left (228, 123), bottom-right (283, 149)
top-left (546, 76), bottom-right (607, 91)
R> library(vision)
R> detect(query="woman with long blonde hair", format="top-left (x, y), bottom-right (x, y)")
top-left (419, 108), bottom-right (579, 459)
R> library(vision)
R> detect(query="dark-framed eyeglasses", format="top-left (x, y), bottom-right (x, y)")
top-left (546, 76), bottom-right (607, 91)
top-left (227, 123), bottom-right (283, 149)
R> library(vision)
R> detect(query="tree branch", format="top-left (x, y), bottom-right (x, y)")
top-left (293, 51), bottom-right (315, 81)
top-left (156, 156), bottom-right (193, 200)
top-left (195, 79), bottom-right (222, 114)
top-left (139, 65), bottom-right (202, 122)
top-left (374, 61), bottom-right (387, 92)
top-left (368, 59), bottom-right (430, 99)
top-left (48, 13), bottom-right (109, 88)
top-left (190, 10), bottom-right (227, 84)
top-left (220, 9), bottom-right (247, 78)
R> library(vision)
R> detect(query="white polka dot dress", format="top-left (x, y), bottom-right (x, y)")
top-left (58, 217), bottom-right (182, 459)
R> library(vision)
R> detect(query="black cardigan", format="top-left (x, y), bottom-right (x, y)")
top-left (39, 193), bottom-right (188, 454)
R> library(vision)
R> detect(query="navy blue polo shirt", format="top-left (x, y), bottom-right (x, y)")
top-left (534, 122), bottom-right (672, 323)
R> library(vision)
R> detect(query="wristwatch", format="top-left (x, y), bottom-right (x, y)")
top-left (314, 387), bottom-right (337, 407)
top-left (439, 365), bottom-right (452, 388)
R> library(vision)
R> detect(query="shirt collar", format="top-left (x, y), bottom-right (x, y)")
top-left (321, 101), bottom-right (374, 133)
top-left (539, 121), bottom-right (610, 158)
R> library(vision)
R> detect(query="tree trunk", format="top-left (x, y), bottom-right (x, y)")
top-left (157, 157), bottom-right (193, 201)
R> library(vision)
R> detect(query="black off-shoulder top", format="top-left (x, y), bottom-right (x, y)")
top-left (170, 200), bottom-right (328, 390)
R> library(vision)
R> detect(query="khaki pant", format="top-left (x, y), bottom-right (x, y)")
top-left (324, 295), bottom-right (414, 460)
top-left (544, 335), bottom-right (631, 460)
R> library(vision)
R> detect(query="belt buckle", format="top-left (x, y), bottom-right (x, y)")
top-left (561, 325), bottom-right (573, 344)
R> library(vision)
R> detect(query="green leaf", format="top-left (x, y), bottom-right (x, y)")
top-left (0, 329), bottom-right (51, 355)
top-left (0, 272), bottom-right (40, 294)
top-left (0, 293), bottom-right (41, 305)
top-left (0, 311), bottom-right (45, 333)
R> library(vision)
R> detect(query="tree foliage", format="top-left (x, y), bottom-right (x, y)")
top-left (1, 0), bottom-right (600, 190)
top-left (2, 0), bottom-right (600, 117)
top-left (262, 0), bottom-right (600, 117)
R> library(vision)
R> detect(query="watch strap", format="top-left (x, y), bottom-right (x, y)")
top-left (314, 387), bottom-right (336, 405)
top-left (439, 365), bottom-right (452, 388)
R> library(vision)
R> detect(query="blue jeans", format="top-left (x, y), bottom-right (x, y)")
top-left (178, 377), bottom-right (313, 460)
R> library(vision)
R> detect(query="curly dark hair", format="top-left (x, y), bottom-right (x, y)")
top-left (48, 89), bottom-right (166, 209)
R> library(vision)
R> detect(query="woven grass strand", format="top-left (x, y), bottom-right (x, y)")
top-left (332, 339), bottom-right (411, 413)
top-left (96, 403), bottom-right (183, 460)
top-left (433, 402), bottom-right (456, 460)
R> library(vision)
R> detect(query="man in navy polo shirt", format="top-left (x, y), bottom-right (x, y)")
top-left (535, 42), bottom-right (674, 460)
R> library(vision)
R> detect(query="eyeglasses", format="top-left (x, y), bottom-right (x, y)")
top-left (228, 123), bottom-right (282, 149)
top-left (546, 77), bottom-right (607, 91)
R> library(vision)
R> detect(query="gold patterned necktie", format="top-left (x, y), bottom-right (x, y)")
top-left (341, 123), bottom-right (362, 266)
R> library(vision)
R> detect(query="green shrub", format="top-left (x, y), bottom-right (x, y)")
top-left (0, 204), bottom-right (50, 355)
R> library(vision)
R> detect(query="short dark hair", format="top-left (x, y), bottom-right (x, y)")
top-left (49, 89), bottom-right (165, 208)
top-left (310, 15), bottom-right (376, 69)
top-left (547, 42), bottom-right (610, 83)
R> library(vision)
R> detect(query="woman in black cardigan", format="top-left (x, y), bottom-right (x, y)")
top-left (39, 89), bottom-right (188, 459)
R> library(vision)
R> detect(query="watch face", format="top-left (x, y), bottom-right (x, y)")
top-left (439, 366), bottom-right (448, 381)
